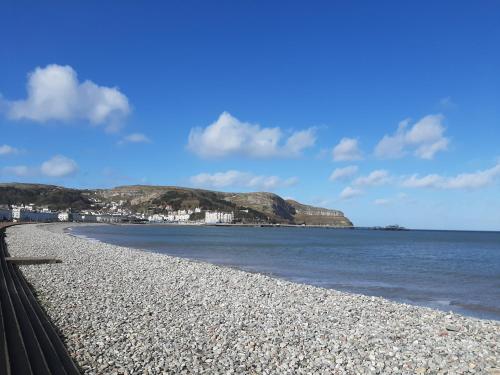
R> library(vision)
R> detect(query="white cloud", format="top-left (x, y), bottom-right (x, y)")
top-left (0, 144), bottom-right (19, 156)
top-left (402, 174), bottom-right (442, 188)
top-left (190, 170), bottom-right (298, 191)
top-left (2, 154), bottom-right (79, 178)
top-left (402, 163), bottom-right (500, 190)
top-left (187, 112), bottom-right (316, 158)
top-left (6, 64), bottom-right (130, 132)
top-left (375, 114), bottom-right (449, 160)
top-left (283, 128), bottom-right (316, 155)
top-left (329, 165), bottom-right (358, 181)
top-left (354, 169), bottom-right (391, 187)
top-left (2, 165), bottom-right (32, 177)
top-left (332, 138), bottom-right (362, 161)
top-left (40, 155), bottom-right (78, 177)
top-left (339, 186), bottom-right (363, 200)
top-left (119, 133), bottom-right (151, 144)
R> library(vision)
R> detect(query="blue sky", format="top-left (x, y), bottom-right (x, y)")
top-left (1, 1), bottom-right (499, 230)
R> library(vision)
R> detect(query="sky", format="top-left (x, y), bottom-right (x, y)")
top-left (1, 1), bottom-right (499, 230)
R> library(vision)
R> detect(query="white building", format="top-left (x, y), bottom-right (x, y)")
top-left (205, 211), bottom-right (234, 224)
top-left (148, 214), bottom-right (165, 222)
top-left (96, 215), bottom-right (129, 223)
top-left (159, 210), bottom-right (192, 223)
top-left (58, 212), bottom-right (70, 222)
top-left (12, 207), bottom-right (22, 220)
top-left (12, 208), bottom-right (58, 222)
top-left (176, 213), bottom-right (190, 222)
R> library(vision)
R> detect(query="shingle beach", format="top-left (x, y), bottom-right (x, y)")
top-left (6, 224), bottom-right (500, 374)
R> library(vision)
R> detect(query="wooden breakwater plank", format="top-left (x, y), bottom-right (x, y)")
top-left (8, 256), bottom-right (68, 374)
top-left (2, 250), bottom-right (52, 374)
top-left (0, 230), bottom-right (34, 375)
top-left (5, 257), bottom-right (62, 265)
top-left (0, 226), bottom-right (80, 374)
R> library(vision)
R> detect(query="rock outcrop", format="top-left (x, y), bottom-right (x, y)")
top-left (286, 200), bottom-right (353, 226)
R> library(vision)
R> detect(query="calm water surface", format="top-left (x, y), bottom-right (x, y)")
top-left (70, 225), bottom-right (500, 320)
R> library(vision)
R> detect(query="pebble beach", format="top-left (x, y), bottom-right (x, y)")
top-left (5, 224), bottom-right (500, 374)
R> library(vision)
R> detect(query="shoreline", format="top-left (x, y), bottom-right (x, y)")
top-left (6, 223), bottom-right (500, 374)
top-left (64, 223), bottom-right (500, 321)
top-left (48, 220), bottom-right (500, 234)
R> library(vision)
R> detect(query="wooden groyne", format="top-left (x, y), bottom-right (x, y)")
top-left (0, 223), bottom-right (80, 375)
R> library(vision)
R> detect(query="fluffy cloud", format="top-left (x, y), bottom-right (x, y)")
top-left (354, 169), bottom-right (391, 186)
top-left (375, 115), bottom-right (449, 159)
top-left (2, 155), bottom-right (78, 178)
top-left (187, 112), bottom-right (316, 158)
top-left (329, 165), bottom-right (358, 181)
top-left (119, 133), bottom-right (151, 144)
top-left (402, 163), bottom-right (500, 190)
top-left (283, 128), bottom-right (317, 155)
top-left (190, 170), bottom-right (298, 191)
top-left (40, 155), bottom-right (79, 177)
top-left (6, 64), bottom-right (130, 131)
top-left (332, 138), bottom-right (362, 161)
top-left (0, 144), bottom-right (19, 156)
top-left (402, 174), bottom-right (441, 188)
top-left (339, 186), bottom-right (363, 200)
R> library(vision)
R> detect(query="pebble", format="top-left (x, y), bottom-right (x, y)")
top-left (6, 224), bottom-right (500, 375)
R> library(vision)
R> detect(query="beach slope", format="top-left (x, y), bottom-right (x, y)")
top-left (6, 224), bottom-right (500, 374)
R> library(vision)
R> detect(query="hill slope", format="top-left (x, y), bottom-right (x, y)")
top-left (0, 183), bottom-right (353, 226)
top-left (0, 183), bottom-right (92, 211)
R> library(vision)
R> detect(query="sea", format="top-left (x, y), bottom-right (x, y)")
top-left (69, 225), bottom-right (500, 321)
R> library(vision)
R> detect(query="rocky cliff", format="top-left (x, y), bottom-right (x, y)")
top-left (286, 200), bottom-right (353, 226)
top-left (221, 192), bottom-right (296, 222)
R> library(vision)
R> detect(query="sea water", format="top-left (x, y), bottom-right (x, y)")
top-left (70, 225), bottom-right (500, 320)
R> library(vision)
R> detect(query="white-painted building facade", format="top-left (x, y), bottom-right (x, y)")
top-left (58, 212), bottom-right (70, 222)
top-left (96, 215), bottom-right (129, 223)
top-left (148, 208), bottom-right (202, 223)
top-left (148, 214), bottom-right (165, 222)
top-left (12, 208), bottom-right (58, 222)
top-left (205, 211), bottom-right (234, 224)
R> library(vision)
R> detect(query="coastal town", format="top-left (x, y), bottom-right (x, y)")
top-left (0, 201), bottom-right (235, 225)
top-left (0, 183), bottom-right (354, 227)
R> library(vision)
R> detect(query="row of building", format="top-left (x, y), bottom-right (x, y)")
top-left (0, 204), bottom-right (235, 225)
top-left (147, 209), bottom-right (234, 224)
top-left (147, 208), bottom-right (202, 223)
top-left (204, 211), bottom-right (234, 224)
top-left (0, 205), bottom-right (139, 224)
